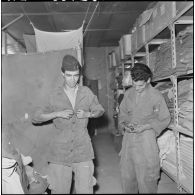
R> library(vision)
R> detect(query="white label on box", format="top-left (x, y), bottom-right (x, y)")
top-left (160, 4), bottom-right (165, 15)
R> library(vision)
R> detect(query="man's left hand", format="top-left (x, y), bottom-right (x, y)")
top-left (76, 110), bottom-right (90, 119)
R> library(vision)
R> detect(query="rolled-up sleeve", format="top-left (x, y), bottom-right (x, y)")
top-left (89, 93), bottom-right (105, 118)
top-left (31, 95), bottom-right (54, 124)
top-left (148, 95), bottom-right (171, 137)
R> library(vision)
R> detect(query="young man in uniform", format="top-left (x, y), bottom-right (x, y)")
top-left (32, 55), bottom-right (104, 194)
top-left (119, 63), bottom-right (170, 193)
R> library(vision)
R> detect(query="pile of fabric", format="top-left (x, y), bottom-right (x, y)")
top-left (155, 82), bottom-right (174, 123)
top-left (152, 40), bottom-right (173, 79)
top-left (157, 130), bottom-right (177, 177)
top-left (180, 135), bottom-right (193, 185)
top-left (149, 25), bottom-right (193, 80)
top-left (174, 25), bottom-right (193, 74)
top-left (178, 79), bottom-right (193, 132)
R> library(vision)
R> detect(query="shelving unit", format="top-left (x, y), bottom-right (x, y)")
top-left (129, 2), bottom-right (193, 193)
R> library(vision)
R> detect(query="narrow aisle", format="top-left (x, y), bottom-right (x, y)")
top-left (91, 132), bottom-right (178, 194)
top-left (92, 133), bottom-right (123, 194)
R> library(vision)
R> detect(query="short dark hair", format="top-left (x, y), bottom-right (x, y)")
top-left (131, 63), bottom-right (153, 82)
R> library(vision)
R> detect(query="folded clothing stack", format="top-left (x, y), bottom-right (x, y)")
top-left (180, 135), bottom-right (193, 183)
top-left (151, 25), bottom-right (193, 80)
top-left (174, 25), bottom-right (193, 74)
top-left (153, 40), bottom-right (173, 79)
top-left (155, 82), bottom-right (174, 123)
top-left (178, 79), bottom-right (193, 132)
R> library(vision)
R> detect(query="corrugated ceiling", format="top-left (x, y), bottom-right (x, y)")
top-left (1, 2), bottom-right (153, 48)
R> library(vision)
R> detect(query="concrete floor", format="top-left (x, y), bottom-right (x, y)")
top-left (92, 133), bottom-right (179, 194)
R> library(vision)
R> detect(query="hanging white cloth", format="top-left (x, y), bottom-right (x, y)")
top-left (2, 157), bottom-right (24, 194)
top-left (33, 25), bottom-right (83, 53)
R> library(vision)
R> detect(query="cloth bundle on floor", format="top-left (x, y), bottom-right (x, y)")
top-left (157, 130), bottom-right (176, 167)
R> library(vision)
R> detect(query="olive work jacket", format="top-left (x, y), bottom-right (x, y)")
top-left (32, 86), bottom-right (104, 165)
top-left (119, 85), bottom-right (171, 174)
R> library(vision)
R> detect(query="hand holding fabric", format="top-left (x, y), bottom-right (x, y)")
top-left (134, 124), bottom-right (151, 133)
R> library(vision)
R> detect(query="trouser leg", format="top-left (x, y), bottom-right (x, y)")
top-left (120, 154), bottom-right (138, 193)
top-left (135, 164), bottom-right (158, 194)
top-left (47, 163), bottom-right (72, 194)
top-left (134, 143), bottom-right (160, 193)
top-left (73, 160), bottom-right (95, 194)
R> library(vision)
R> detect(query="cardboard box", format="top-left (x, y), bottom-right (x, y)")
top-left (145, 20), bottom-right (151, 43)
top-left (119, 37), bottom-right (124, 60)
top-left (131, 31), bottom-right (137, 54)
top-left (151, 2), bottom-right (176, 37)
top-left (131, 19), bottom-right (138, 53)
top-left (136, 24), bottom-right (146, 49)
top-left (122, 34), bottom-right (132, 56)
top-left (176, 1), bottom-right (193, 15)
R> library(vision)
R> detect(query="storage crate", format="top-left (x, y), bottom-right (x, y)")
top-left (119, 37), bottom-right (124, 60)
top-left (122, 34), bottom-right (132, 56)
top-left (151, 2), bottom-right (176, 38)
top-left (131, 30), bottom-right (137, 54)
top-left (131, 19), bottom-right (138, 53)
top-left (145, 19), bottom-right (151, 43)
top-left (136, 24), bottom-right (146, 49)
top-left (176, 1), bottom-right (193, 15)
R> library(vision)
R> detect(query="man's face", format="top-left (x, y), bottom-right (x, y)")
top-left (63, 70), bottom-right (80, 88)
top-left (132, 80), bottom-right (148, 93)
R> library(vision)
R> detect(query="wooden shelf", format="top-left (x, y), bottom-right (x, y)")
top-left (132, 2), bottom-right (193, 55)
top-left (180, 176), bottom-right (193, 193)
top-left (149, 39), bottom-right (169, 45)
top-left (174, 16), bottom-right (193, 25)
top-left (153, 70), bottom-right (193, 82)
top-left (153, 75), bottom-right (172, 82)
top-left (161, 163), bottom-right (177, 183)
top-left (169, 124), bottom-right (193, 137)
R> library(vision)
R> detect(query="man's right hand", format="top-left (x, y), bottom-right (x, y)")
top-left (55, 109), bottom-right (74, 119)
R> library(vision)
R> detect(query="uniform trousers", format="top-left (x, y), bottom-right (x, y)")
top-left (47, 160), bottom-right (96, 194)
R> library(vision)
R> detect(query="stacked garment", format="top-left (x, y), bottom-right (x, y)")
top-left (157, 130), bottom-right (177, 177)
top-left (139, 51), bottom-right (157, 73)
top-left (148, 50), bottom-right (158, 73)
top-left (178, 79), bottom-right (193, 132)
top-left (180, 135), bottom-right (193, 191)
top-left (153, 40), bottom-right (173, 80)
top-left (151, 25), bottom-right (193, 80)
top-left (155, 82), bottom-right (174, 123)
top-left (174, 25), bottom-right (193, 75)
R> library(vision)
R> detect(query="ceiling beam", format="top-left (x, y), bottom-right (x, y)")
top-left (2, 14), bottom-right (24, 30)
top-left (5, 30), bottom-right (26, 50)
top-left (2, 11), bottom-right (140, 16)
